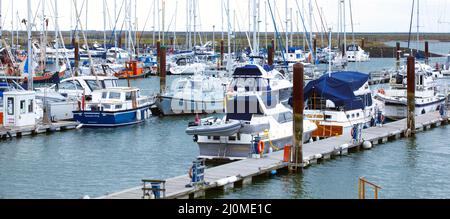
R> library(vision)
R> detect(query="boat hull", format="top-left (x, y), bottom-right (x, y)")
top-left (73, 106), bottom-right (151, 128)
top-left (196, 132), bottom-right (312, 161)
top-left (155, 96), bottom-right (225, 116)
top-left (382, 97), bottom-right (446, 120)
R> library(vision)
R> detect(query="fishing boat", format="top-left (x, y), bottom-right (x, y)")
top-left (375, 67), bottom-right (446, 120)
top-left (114, 61), bottom-right (151, 79)
top-left (345, 44), bottom-right (370, 62)
top-left (185, 64), bottom-right (316, 160)
top-left (72, 87), bottom-right (153, 127)
top-left (303, 71), bottom-right (382, 139)
top-left (152, 74), bottom-right (229, 116)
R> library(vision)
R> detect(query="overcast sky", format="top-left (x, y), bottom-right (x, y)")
top-left (0, 0), bottom-right (449, 33)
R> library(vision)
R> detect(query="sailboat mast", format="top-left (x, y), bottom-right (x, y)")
top-left (27, 0), bottom-right (33, 90)
top-left (285, 0), bottom-right (288, 54)
top-left (55, 0), bottom-right (59, 65)
top-left (103, 0), bottom-right (107, 51)
top-left (114, 0), bottom-right (118, 49)
top-left (253, 0), bottom-right (258, 55)
top-left (227, 0), bottom-right (231, 74)
top-left (416, 0), bottom-right (420, 53)
top-left (10, 0), bottom-right (13, 48)
top-left (0, 0), bottom-right (3, 40)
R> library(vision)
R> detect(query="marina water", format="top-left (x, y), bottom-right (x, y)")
top-left (1, 58), bottom-right (449, 199)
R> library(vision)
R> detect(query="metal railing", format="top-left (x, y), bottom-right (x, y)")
top-left (358, 177), bottom-right (382, 199)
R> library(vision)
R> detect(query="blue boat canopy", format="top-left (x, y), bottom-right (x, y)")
top-left (303, 71), bottom-right (370, 111)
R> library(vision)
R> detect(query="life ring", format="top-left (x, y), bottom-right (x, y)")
top-left (378, 88), bottom-right (385, 95)
top-left (257, 141), bottom-right (265, 154)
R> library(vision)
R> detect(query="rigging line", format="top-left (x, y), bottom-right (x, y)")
top-left (235, 1), bottom-right (253, 51)
top-left (267, 0), bottom-right (288, 72)
top-left (349, 0), bottom-right (355, 45)
top-left (108, 0), bottom-right (126, 46)
top-left (408, 0), bottom-right (415, 50)
top-left (315, 0), bottom-right (329, 43)
top-left (294, 0), bottom-right (315, 62)
top-left (138, 3), bottom-right (154, 46)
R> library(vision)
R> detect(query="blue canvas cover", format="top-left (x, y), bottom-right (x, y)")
top-left (304, 71), bottom-right (369, 111)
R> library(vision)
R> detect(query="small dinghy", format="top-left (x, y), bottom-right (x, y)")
top-left (186, 120), bottom-right (242, 136)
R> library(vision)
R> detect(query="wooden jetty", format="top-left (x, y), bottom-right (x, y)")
top-left (98, 110), bottom-right (449, 199)
top-left (0, 121), bottom-right (79, 140)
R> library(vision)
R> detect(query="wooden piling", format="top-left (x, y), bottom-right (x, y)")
top-left (156, 41), bottom-right (161, 76)
top-left (291, 63), bottom-right (304, 171)
top-left (396, 42), bottom-right (401, 70)
top-left (268, 45), bottom-right (274, 66)
top-left (74, 38), bottom-right (79, 77)
top-left (313, 38), bottom-right (317, 62)
top-left (160, 46), bottom-right (167, 94)
top-left (361, 38), bottom-right (365, 49)
top-left (220, 40), bottom-right (224, 67)
top-left (406, 56), bottom-right (416, 137)
top-left (425, 41), bottom-right (429, 64)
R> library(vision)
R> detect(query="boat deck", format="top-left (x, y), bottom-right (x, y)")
top-left (98, 111), bottom-right (449, 199)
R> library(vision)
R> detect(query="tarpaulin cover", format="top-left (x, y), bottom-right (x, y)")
top-left (303, 71), bottom-right (369, 111)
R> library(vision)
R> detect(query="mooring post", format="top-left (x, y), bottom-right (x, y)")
top-left (156, 41), bottom-right (161, 76)
top-left (361, 38), bottom-right (365, 50)
top-left (406, 56), bottom-right (416, 137)
top-left (396, 42), bottom-right (401, 70)
top-left (74, 36), bottom-right (79, 76)
top-left (425, 41), bottom-right (429, 65)
top-left (268, 45), bottom-right (274, 66)
top-left (220, 39), bottom-right (224, 68)
top-left (313, 38), bottom-right (317, 63)
top-left (291, 63), bottom-right (304, 171)
top-left (342, 43), bottom-right (345, 57)
top-left (160, 46), bottom-right (167, 95)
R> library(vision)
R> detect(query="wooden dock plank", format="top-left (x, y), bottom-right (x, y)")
top-left (99, 111), bottom-right (449, 199)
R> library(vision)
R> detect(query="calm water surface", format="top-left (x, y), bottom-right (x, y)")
top-left (0, 58), bottom-right (449, 199)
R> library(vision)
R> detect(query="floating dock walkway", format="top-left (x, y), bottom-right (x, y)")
top-left (0, 121), bottom-right (79, 140)
top-left (99, 111), bottom-right (449, 199)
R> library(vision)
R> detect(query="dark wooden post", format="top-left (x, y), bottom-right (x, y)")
top-left (396, 42), bottom-right (401, 70)
top-left (74, 37), bottom-right (79, 77)
top-left (160, 46), bottom-right (167, 94)
top-left (361, 38), bottom-right (365, 49)
top-left (313, 38), bottom-right (317, 61)
top-left (156, 41), bottom-right (161, 76)
top-left (425, 41), bottom-right (429, 64)
top-left (268, 45), bottom-right (274, 66)
top-left (220, 39), bottom-right (224, 68)
top-left (406, 56), bottom-right (416, 137)
top-left (291, 63), bottom-right (304, 171)
top-left (342, 43), bottom-right (345, 57)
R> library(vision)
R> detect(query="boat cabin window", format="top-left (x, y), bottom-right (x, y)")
top-left (28, 100), bottom-right (34, 113)
top-left (126, 92), bottom-right (132, 101)
top-left (86, 80), bottom-right (103, 91)
top-left (109, 92), bottom-right (121, 100)
top-left (177, 81), bottom-right (187, 90)
top-left (58, 81), bottom-right (83, 90)
top-left (104, 79), bottom-right (118, 88)
top-left (102, 92), bottom-right (108, 99)
top-left (7, 97), bottom-right (14, 115)
top-left (115, 104), bottom-right (123, 110)
top-left (103, 104), bottom-right (112, 110)
top-left (273, 112), bottom-right (293, 124)
top-left (20, 100), bottom-right (26, 114)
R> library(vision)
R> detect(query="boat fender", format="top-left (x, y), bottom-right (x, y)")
top-left (257, 141), bottom-right (265, 154)
top-left (76, 124), bottom-right (84, 130)
top-left (377, 88), bottom-right (385, 95)
top-left (363, 141), bottom-right (372, 149)
top-left (136, 110), bottom-right (142, 121)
